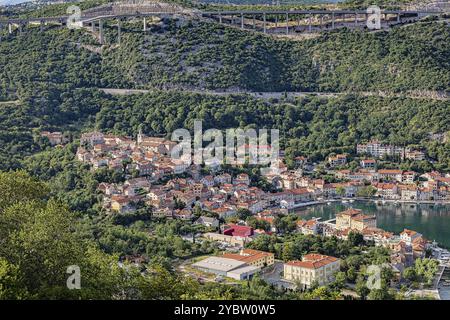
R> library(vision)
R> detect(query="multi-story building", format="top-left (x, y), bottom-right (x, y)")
top-left (400, 229), bottom-right (422, 245)
top-left (297, 219), bottom-right (320, 235)
top-left (335, 208), bottom-right (377, 231)
top-left (402, 171), bottom-right (416, 184)
top-left (222, 249), bottom-right (275, 268)
top-left (399, 185), bottom-right (419, 200)
top-left (378, 169), bottom-right (403, 182)
top-left (284, 254), bottom-right (340, 288)
top-left (405, 149), bottom-right (425, 161)
top-left (360, 159), bottom-right (376, 169)
top-left (80, 131), bottom-right (104, 146)
top-left (357, 141), bottom-right (404, 159)
top-left (41, 131), bottom-right (67, 145)
top-left (373, 182), bottom-right (399, 199)
top-left (328, 154), bottom-right (347, 167)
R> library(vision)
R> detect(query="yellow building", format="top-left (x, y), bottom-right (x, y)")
top-left (284, 254), bottom-right (340, 288)
top-left (336, 208), bottom-right (376, 231)
top-left (223, 249), bottom-right (275, 268)
top-left (110, 196), bottom-right (131, 213)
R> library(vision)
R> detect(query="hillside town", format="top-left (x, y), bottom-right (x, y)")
top-left (69, 131), bottom-right (450, 219)
top-left (1, 0), bottom-right (449, 304)
top-left (190, 208), bottom-right (436, 289)
top-left (62, 130), bottom-right (450, 293)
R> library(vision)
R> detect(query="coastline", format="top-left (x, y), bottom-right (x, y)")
top-left (288, 197), bottom-right (450, 211)
top-left (289, 197), bottom-right (450, 250)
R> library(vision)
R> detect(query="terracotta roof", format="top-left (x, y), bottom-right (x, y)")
top-left (378, 169), bottom-right (403, 174)
top-left (286, 254), bottom-right (339, 269)
top-left (222, 249), bottom-right (273, 264)
top-left (337, 208), bottom-right (362, 217)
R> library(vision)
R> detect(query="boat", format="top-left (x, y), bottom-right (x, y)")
top-left (327, 202), bottom-right (332, 205)
top-left (349, 199), bottom-right (355, 203)
top-left (342, 200), bottom-right (349, 203)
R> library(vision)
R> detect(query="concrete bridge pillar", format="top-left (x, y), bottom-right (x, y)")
top-left (286, 12), bottom-right (289, 34)
top-left (355, 12), bottom-right (358, 26)
top-left (8, 23), bottom-right (12, 34)
top-left (143, 17), bottom-right (147, 32)
top-left (40, 20), bottom-right (44, 32)
top-left (219, 13), bottom-right (222, 24)
top-left (331, 12), bottom-right (335, 29)
top-left (117, 20), bottom-right (121, 45)
top-left (241, 13), bottom-right (244, 29)
top-left (397, 12), bottom-right (401, 23)
top-left (263, 13), bottom-right (266, 33)
top-left (308, 13), bottom-right (312, 32)
top-left (99, 19), bottom-right (104, 45)
top-left (253, 15), bottom-right (255, 29)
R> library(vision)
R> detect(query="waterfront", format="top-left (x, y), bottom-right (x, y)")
top-left (294, 200), bottom-right (450, 248)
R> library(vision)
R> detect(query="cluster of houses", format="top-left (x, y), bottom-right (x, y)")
top-left (296, 208), bottom-right (430, 274)
top-left (334, 168), bottom-right (450, 201)
top-left (73, 131), bottom-right (449, 218)
top-left (76, 130), bottom-right (186, 173)
top-left (75, 132), bottom-right (320, 216)
top-left (193, 205), bottom-right (431, 288)
top-left (69, 131), bottom-right (445, 289)
top-left (327, 141), bottom-right (425, 168)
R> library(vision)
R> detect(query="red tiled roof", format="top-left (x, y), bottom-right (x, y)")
top-left (223, 224), bottom-right (253, 237)
top-left (286, 254), bottom-right (339, 269)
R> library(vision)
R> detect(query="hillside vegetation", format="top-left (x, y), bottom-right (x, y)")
top-left (0, 18), bottom-right (448, 171)
top-left (1, 19), bottom-right (449, 96)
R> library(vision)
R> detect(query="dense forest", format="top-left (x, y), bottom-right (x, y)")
top-left (1, 18), bottom-right (449, 96)
top-left (103, 20), bottom-right (449, 92)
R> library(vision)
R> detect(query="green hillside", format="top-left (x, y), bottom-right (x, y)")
top-left (0, 17), bottom-right (448, 171)
top-left (1, 19), bottom-right (449, 96)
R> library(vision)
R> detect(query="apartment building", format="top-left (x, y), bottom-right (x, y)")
top-left (357, 141), bottom-right (404, 158)
top-left (335, 208), bottom-right (377, 231)
top-left (284, 254), bottom-right (340, 288)
top-left (328, 154), bottom-right (347, 167)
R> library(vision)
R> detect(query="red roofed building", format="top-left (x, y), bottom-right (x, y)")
top-left (400, 228), bottom-right (422, 245)
top-left (336, 208), bottom-right (376, 231)
top-left (223, 224), bottom-right (254, 238)
top-left (360, 159), bottom-right (376, 169)
top-left (222, 249), bottom-right (275, 268)
top-left (284, 254), bottom-right (340, 288)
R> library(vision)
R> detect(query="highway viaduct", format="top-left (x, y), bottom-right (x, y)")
top-left (0, 2), bottom-right (447, 44)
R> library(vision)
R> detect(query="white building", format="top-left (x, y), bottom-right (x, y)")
top-left (192, 256), bottom-right (260, 280)
top-left (284, 254), bottom-right (340, 288)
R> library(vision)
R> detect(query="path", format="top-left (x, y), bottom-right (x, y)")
top-left (98, 88), bottom-right (449, 101)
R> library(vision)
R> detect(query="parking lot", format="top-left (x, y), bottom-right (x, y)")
top-left (260, 261), bottom-right (296, 290)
